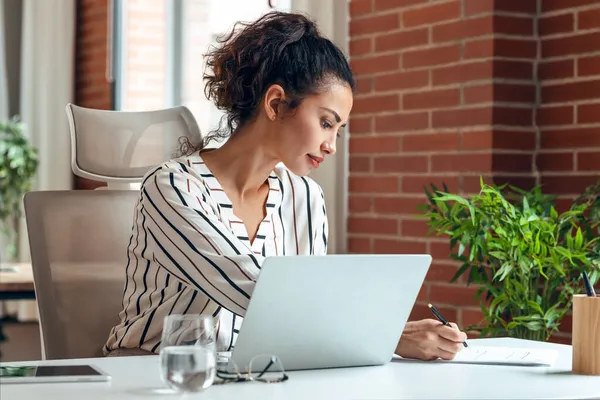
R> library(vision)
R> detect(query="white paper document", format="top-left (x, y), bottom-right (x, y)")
top-left (446, 346), bottom-right (559, 366)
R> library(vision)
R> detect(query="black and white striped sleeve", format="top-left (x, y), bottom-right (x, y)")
top-left (312, 183), bottom-right (329, 256)
top-left (140, 166), bottom-right (262, 317)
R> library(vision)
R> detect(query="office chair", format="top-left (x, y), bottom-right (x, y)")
top-left (24, 104), bottom-right (201, 359)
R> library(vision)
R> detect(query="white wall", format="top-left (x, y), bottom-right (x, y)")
top-left (291, 0), bottom-right (350, 254)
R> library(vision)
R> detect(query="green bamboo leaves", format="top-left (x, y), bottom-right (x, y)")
top-left (419, 178), bottom-right (600, 341)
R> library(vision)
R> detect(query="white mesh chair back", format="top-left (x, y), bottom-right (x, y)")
top-left (65, 103), bottom-right (201, 188)
top-left (24, 190), bottom-right (140, 359)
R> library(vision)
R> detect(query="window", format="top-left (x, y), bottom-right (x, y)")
top-left (113, 0), bottom-right (291, 135)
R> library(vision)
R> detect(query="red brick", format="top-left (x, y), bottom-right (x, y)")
top-left (432, 60), bottom-right (494, 86)
top-left (351, 54), bottom-right (400, 75)
top-left (403, 88), bottom-right (460, 110)
top-left (539, 13), bottom-right (574, 36)
top-left (464, 0), bottom-right (493, 16)
top-left (493, 107), bottom-right (533, 126)
top-left (403, 1), bottom-right (460, 28)
top-left (495, 0), bottom-right (537, 13)
top-left (536, 152), bottom-right (574, 172)
top-left (403, 132), bottom-right (461, 152)
top-left (494, 15), bottom-right (535, 36)
top-left (542, 32), bottom-right (600, 58)
top-left (354, 94), bottom-right (400, 114)
top-left (349, 156), bottom-right (371, 172)
top-left (374, 155), bottom-right (429, 173)
top-left (350, 38), bottom-right (372, 56)
top-left (375, 113), bottom-right (429, 132)
top-left (462, 130), bottom-right (492, 150)
top-left (579, 8), bottom-right (600, 30)
top-left (466, 38), bottom-right (537, 59)
top-left (461, 308), bottom-right (485, 328)
top-left (402, 175), bottom-right (460, 194)
top-left (349, 0), bottom-right (373, 18)
top-left (432, 107), bottom-right (492, 128)
top-left (349, 116), bottom-right (373, 134)
top-left (349, 196), bottom-right (372, 213)
top-left (348, 237), bottom-right (372, 253)
top-left (375, 0), bottom-right (427, 10)
top-left (348, 217), bottom-right (398, 234)
top-left (355, 77), bottom-right (372, 94)
top-left (542, 0), bottom-right (600, 12)
top-left (542, 80), bottom-right (600, 103)
top-left (493, 153), bottom-right (533, 173)
top-left (429, 240), bottom-right (453, 260)
top-left (432, 16), bottom-right (494, 43)
top-left (493, 130), bottom-right (536, 151)
top-left (374, 70), bottom-right (429, 92)
top-left (494, 60), bottom-right (534, 80)
top-left (403, 45), bottom-right (461, 69)
top-left (578, 55), bottom-right (600, 77)
top-left (375, 28), bottom-right (429, 53)
top-left (401, 219), bottom-right (430, 237)
top-left (429, 284), bottom-right (482, 306)
top-left (578, 152), bottom-right (600, 172)
top-left (426, 262), bottom-right (461, 284)
top-left (537, 105), bottom-right (574, 126)
top-left (431, 153), bottom-right (491, 172)
top-left (540, 176), bottom-right (600, 195)
top-left (349, 176), bottom-right (399, 193)
top-left (542, 129), bottom-right (600, 149)
top-left (373, 196), bottom-right (425, 214)
top-left (538, 59), bottom-right (574, 81)
top-left (464, 39), bottom-right (493, 59)
top-left (578, 103), bottom-right (600, 123)
top-left (463, 175), bottom-right (496, 193)
top-left (432, 61), bottom-right (493, 86)
top-left (373, 238), bottom-right (427, 254)
top-left (464, 83), bottom-right (536, 104)
top-left (350, 13), bottom-right (399, 36)
top-left (349, 136), bottom-right (401, 154)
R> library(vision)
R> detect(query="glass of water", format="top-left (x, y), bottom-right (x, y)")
top-left (159, 314), bottom-right (216, 394)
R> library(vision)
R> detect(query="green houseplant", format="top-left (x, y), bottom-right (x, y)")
top-left (0, 117), bottom-right (38, 261)
top-left (419, 178), bottom-right (600, 341)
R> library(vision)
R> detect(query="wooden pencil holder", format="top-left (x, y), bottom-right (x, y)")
top-left (572, 294), bottom-right (600, 375)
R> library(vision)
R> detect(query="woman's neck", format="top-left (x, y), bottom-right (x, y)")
top-left (200, 122), bottom-right (279, 199)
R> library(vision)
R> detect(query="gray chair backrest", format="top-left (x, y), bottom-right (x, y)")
top-left (24, 190), bottom-right (139, 359)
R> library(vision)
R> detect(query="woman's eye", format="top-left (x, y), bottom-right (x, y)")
top-left (321, 120), bottom-right (332, 129)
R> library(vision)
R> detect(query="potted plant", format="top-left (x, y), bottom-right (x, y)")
top-left (0, 117), bottom-right (38, 263)
top-left (419, 178), bottom-right (600, 341)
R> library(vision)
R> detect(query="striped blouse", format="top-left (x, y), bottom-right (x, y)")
top-left (103, 153), bottom-right (328, 355)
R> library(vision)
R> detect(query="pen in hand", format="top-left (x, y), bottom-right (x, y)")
top-left (582, 271), bottom-right (597, 297)
top-left (428, 303), bottom-right (468, 348)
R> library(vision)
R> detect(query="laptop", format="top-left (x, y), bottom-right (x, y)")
top-left (223, 254), bottom-right (431, 372)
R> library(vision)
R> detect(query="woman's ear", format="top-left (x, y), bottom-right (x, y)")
top-left (263, 84), bottom-right (286, 120)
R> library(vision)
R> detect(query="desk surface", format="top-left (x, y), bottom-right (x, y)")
top-left (1, 338), bottom-right (599, 399)
top-left (0, 263), bottom-right (34, 293)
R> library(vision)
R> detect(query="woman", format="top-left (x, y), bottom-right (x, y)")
top-left (104, 11), bottom-right (467, 361)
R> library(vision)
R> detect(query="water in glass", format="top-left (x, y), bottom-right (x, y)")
top-left (159, 314), bottom-right (217, 393)
top-left (161, 345), bottom-right (216, 392)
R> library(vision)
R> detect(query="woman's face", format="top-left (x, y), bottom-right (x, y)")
top-left (273, 82), bottom-right (353, 176)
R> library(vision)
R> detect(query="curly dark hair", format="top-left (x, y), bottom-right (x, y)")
top-left (179, 11), bottom-right (355, 155)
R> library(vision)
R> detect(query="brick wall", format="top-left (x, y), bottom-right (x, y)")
top-left (348, 0), bottom-right (600, 343)
top-left (75, 0), bottom-right (112, 189)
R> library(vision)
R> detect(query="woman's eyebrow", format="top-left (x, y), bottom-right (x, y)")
top-left (319, 106), bottom-right (346, 127)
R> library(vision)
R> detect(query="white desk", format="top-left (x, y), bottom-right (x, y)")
top-left (1, 338), bottom-right (599, 399)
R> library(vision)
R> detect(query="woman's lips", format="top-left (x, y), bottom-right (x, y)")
top-left (307, 154), bottom-right (323, 168)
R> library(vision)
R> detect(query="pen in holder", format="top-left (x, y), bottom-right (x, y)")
top-left (572, 294), bottom-right (600, 376)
